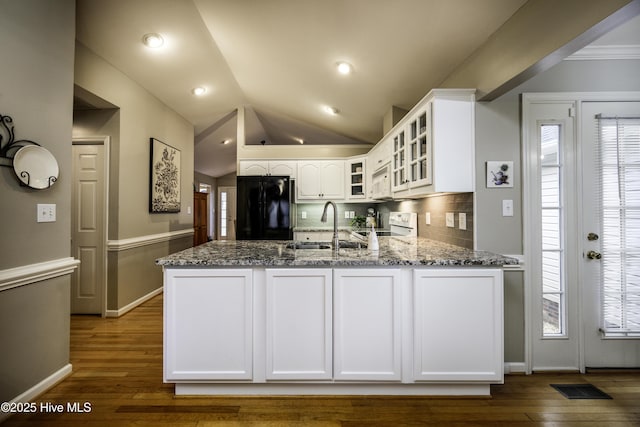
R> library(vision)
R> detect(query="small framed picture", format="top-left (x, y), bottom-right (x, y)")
top-left (486, 161), bottom-right (513, 188)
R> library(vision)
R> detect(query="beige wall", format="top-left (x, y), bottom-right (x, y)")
top-left (74, 43), bottom-right (195, 239)
top-left (0, 0), bottom-right (75, 403)
top-left (73, 43), bottom-right (195, 311)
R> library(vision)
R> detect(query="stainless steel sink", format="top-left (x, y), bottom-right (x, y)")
top-left (286, 242), bottom-right (332, 250)
top-left (285, 240), bottom-right (367, 250)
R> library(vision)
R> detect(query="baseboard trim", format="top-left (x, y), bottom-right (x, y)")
top-left (107, 229), bottom-right (193, 252)
top-left (106, 287), bottom-right (163, 318)
top-left (0, 363), bottom-right (72, 423)
top-left (504, 362), bottom-right (526, 374)
top-left (0, 258), bottom-right (80, 293)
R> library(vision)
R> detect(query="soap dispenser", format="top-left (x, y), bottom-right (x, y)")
top-left (368, 224), bottom-right (379, 253)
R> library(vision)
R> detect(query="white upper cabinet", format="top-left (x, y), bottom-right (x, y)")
top-left (297, 160), bottom-right (345, 200)
top-left (239, 160), bottom-right (297, 179)
top-left (346, 157), bottom-right (366, 200)
top-left (392, 89), bottom-right (475, 197)
top-left (391, 129), bottom-right (408, 192)
top-left (239, 160), bottom-right (269, 176)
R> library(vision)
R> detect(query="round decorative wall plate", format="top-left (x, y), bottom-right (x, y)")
top-left (12, 145), bottom-right (59, 189)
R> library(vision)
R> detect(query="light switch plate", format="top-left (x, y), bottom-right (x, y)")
top-left (187, 206), bottom-right (192, 215)
top-left (425, 212), bottom-right (431, 225)
top-left (502, 199), bottom-right (514, 217)
top-left (37, 204), bottom-right (56, 223)
top-left (344, 211), bottom-right (351, 219)
top-left (459, 213), bottom-right (467, 230)
top-left (446, 212), bottom-right (455, 228)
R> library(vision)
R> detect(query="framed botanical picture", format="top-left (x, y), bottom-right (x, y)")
top-left (486, 161), bottom-right (513, 188)
top-left (150, 138), bottom-right (181, 213)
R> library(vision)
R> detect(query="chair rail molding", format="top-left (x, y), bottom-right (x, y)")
top-left (0, 257), bottom-right (80, 292)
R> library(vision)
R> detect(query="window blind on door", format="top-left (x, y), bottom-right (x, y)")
top-left (596, 115), bottom-right (640, 337)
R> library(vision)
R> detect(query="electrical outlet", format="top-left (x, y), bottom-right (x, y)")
top-left (37, 204), bottom-right (56, 223)
top-left (187, 206), bottom-right (192, 214)
top-left (350, 211), bottom-right (355, 219)
top-left (459, 213), bottom-right (467, 230)
top-left (446, 212), bottom-right (455, 228)
top-left (301, 211), bottom-right (307, 219)
top-left (425, 212), bottom-right (431, 225)
top-left (344, 211), bottom-right (350, 219)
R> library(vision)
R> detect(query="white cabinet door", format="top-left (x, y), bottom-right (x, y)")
top-left (321, 161), bottom-right (345, 199)
top-left (268, 160), bottom-right (297, 179)
top-left (164, 269), bottom-right (253, 381)
top-left (297, 161), bottom-right (323, 199)
top-left (239, 160), bottom-right (269, 176)
top-left (347, 157), bottom-right (366, 199)
top-left (297, 161), bottom-right (345, 200)
top-left (334, 269), bottom-right (402, 381)
top-left (266, 269), bottom-right (333, 380)
top-left (413, 269), bottom-right (503, 382)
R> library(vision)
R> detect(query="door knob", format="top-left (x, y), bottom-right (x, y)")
top-left (587, 233), bottom-right (599, 241)
top-left (587, 250), bottom-right (602, 260)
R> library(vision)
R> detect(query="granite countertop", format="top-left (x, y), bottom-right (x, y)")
top-left (156, 237), bottom-right (519, 267)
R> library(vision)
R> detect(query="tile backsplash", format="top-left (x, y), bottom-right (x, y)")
top-left (294, 193), bottom-right (474, 249)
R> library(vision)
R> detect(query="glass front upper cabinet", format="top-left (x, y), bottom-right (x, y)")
top-left (408, 108), bottom-right (432, 188)
top-left (392, 130), bottom-right (407, 191)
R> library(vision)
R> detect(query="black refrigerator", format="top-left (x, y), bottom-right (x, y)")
top-left (236, 176), bottom-right (293, 240)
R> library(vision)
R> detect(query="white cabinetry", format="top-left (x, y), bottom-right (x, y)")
top-left (346, 157), bottom-right (366, 200)
top-left (333, 269), bottom-right (402, 381)
top-left (413, 269), bottom-right (503, 382)
top-left (239, 160), bottom-right (297, 178)
top-left (391, 89), bottom-right (475, 197)
top-left (164, 269), bottom-right (253, 381)
top-left (297, 160), bottom-right (345, 200)
top-left (163, 265), bottom-right (504, 395)
top-left (367, 136), bottom-right (392, 172)
top-left (391, 129), bottom-right (408, 192)
top-left (265, 269), bottom-right (333, 380)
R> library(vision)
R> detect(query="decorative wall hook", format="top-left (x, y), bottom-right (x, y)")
top-left (0, 113), bottom-right (59, 189)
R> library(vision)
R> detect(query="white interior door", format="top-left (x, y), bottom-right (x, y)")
top-left (218, 186), bottom-right (236, 240)
top-left (71, 141), bottom-right (106, 315)
top-left (581, 101), bottom-right (640, 368)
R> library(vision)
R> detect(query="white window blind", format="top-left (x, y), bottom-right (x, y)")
top-left (597, 116), bottom-right (640, 337)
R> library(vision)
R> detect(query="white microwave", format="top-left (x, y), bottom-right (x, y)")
top-left (371, 163), bottom-right (391, 200)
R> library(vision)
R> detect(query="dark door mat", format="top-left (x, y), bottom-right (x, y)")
top-left (551, 383), bottom-right (612, 399)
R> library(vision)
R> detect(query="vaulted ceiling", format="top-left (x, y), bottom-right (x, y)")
top-left (74, 0), bottom-right (639, 177)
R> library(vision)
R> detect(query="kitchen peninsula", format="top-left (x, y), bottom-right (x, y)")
top-left (157, 237), bottom-right (518, 396)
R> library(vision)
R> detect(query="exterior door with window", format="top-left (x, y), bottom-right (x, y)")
top-left (581, 101), bottom-right (640, 367)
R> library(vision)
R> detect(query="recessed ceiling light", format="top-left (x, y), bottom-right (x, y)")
top-left (323, 106), bottom-right (340, 115)
top-left (221, 139), bottom-right (232, 145)
top-left (336, 61), bottom-right (353, 75)
top-left (142, 33), bottom-right (164, 48)
top-left (192, 87), bottom-right (207, 96)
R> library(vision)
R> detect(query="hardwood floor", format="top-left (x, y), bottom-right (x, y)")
top-left (3, 294), bottom-right (640, 426)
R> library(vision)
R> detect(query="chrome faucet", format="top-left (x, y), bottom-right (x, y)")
top-left (320, 201), bottom-right (339, 250)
